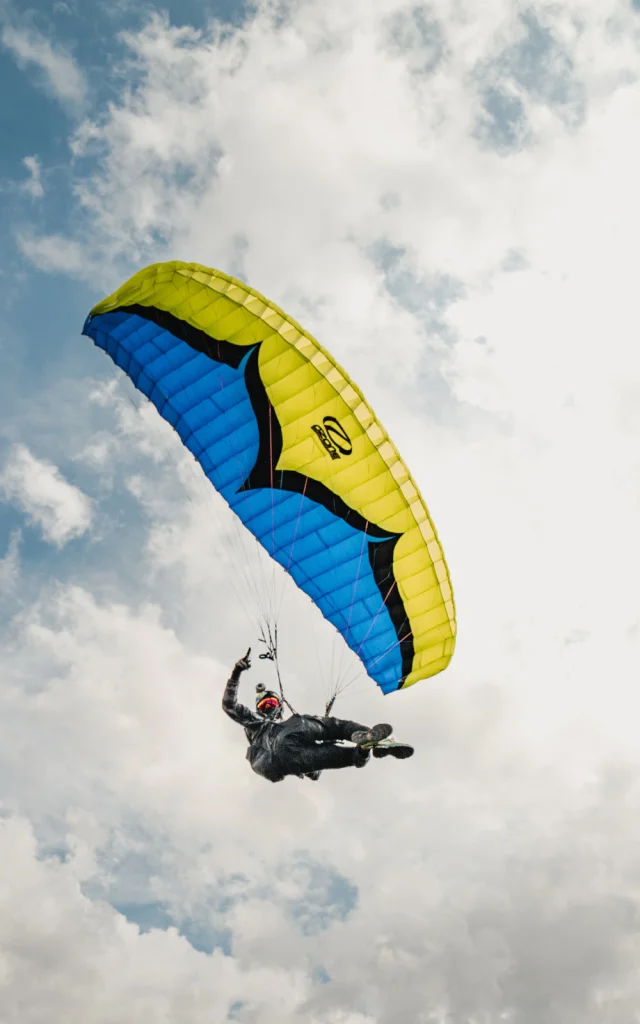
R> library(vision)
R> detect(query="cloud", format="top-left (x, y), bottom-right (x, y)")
top-left (0, 815), bottom-right (314, 1024)
top-left (0, 445), bottom-right (93, 547)
top-left (0, 530), bottom-right (20, 592)
top-left (16, 232), bottom-right (90, 274)
top-left (0, 22), bottom-right (87, 111)
top-left (3, 576), bottom-right (640, 1022)
top-left (20, 156), bottom-right (44, 198)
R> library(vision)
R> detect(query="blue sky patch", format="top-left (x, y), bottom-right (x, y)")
top-left (280, 854), bottom-right (358, 936)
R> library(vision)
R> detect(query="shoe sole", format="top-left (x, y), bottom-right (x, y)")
top-left (351, 723), bottom-right (393, 747)
top-left (373, 744), bottom-right (414, 759)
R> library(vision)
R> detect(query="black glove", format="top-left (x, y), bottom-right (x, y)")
top-left (233, 648), bottom-right (251, 675)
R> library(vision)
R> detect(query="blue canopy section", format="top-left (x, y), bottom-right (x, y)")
top-left (83, 309), bottom-right (403, 691)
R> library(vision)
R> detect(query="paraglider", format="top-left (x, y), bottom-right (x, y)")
top-left (83, 261), bottom-right (455, 777)
top-left (223, 648), bottom-right (413, 783)
top-left (84, 262), bottom-right (454, 672)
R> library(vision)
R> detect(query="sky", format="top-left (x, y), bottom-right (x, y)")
top-left (2, 0), bottom-right (640, 1020)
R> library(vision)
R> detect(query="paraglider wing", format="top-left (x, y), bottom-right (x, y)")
top-left (83, 262), bottom-right (456, 693)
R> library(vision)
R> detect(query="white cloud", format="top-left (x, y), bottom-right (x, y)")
top-left (16, 232), bottom-right (91, 274)
top-left (0, 22), bottom-right (86, 111)
top-left (74, 432), bottom-right (119, 472)
top-left (0, 445), bottom-right (93, 547)
top-left (0, 530), bottom-right (20, 592)
top-left (0, 585), bottom-right (623, 1022)
top-left (0, 816), bottom-right (313, 1024)
top-left (2, 576), bottom-right (640, 1022)
top-left (21, 155), bottom-right (44, 198)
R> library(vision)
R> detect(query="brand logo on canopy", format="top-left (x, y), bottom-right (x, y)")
top-left (311, 416), bottom-right (353, 459)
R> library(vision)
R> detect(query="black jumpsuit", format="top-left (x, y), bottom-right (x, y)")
top-left (222, 671), bottom-right (369, 782)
